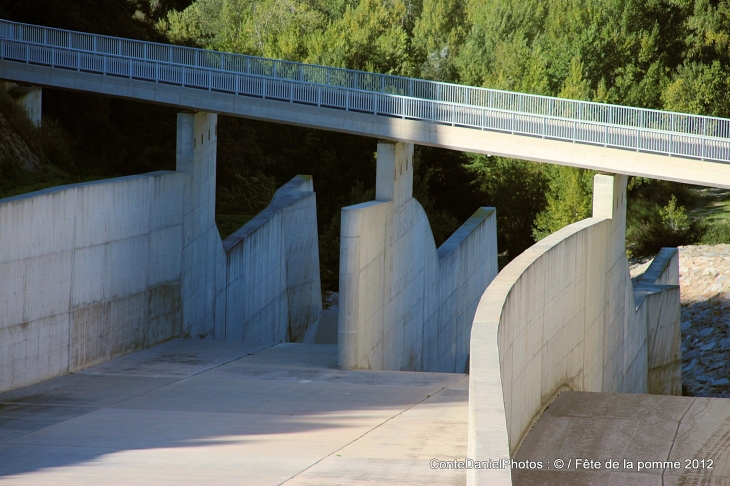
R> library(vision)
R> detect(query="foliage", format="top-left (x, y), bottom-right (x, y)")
top-left (659, 195), bottom-right (690, 232)
top-left (412, 150), bottom-right (460, 245)
top-left (0, 91), bottom-right (83, 199)
top-left (464, 154), bottom-right (548, 259)
top-left (626, 185), bottom-right (701, 258)
top-left (217, 170), bottom-right (277, 215)
top-left (5, 0), bottom-right (730, 286)
top-left (700, 221), bottom-right (730, 245)
top-left (318, 181), bottom-right (375, 291)
top-left (532, 166), bottom-right (594, 241)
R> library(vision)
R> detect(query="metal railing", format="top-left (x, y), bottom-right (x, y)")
top-left (1, 19), bottom-right (729, 163)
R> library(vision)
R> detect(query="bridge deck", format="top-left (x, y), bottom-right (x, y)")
top-left (3, 19), bottom-right (730, 188)
top-left (0, 340), bottom-right (468, 485)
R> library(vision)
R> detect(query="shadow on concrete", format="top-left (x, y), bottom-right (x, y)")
top-left (0, 340), bottom-right (468, 483)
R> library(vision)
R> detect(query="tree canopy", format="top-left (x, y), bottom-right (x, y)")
top-left (3, 0), bottom-right (729, 282)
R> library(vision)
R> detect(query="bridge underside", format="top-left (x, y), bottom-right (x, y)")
top-left (3, 60), bottom-right (730, 189)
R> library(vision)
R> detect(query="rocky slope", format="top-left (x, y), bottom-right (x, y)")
top-left (676, 244), bottom-right (730, 397)
top-left (0, 109), bottom-right (41, 173)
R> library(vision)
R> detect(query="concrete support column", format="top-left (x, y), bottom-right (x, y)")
top-left (340, 141), bottom-right (415, 369)
top-left (177, 111), bottom-right (225, 339)
top-left (340, 141), bottom-right (497, 372)
top-left (2, 82), bottom-right (42, 126)
top-left (18, 87), bottom-right (42, 127)
top-left (376, 141), bottom-right (413, 204)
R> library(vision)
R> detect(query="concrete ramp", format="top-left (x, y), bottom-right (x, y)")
top-left (515, 391), bottom-right (730, 485)
top-left (0, 340), bottom-right (468, 485)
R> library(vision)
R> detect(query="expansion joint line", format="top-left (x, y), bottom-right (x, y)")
top-left (278, 375), bottom-right (467, 484)
top-left (661, 398), bottom-right (695, 486)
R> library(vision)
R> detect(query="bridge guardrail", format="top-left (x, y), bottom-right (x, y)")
top-left (1, 19), bottom-right (729, 163)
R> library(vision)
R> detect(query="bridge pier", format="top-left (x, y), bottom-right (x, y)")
top-left (176, 112), bottom-right (226, 339)
top-left (2, 82), bottom-right (41, 126)
top-left (339, 141), bottom-right (498, 372)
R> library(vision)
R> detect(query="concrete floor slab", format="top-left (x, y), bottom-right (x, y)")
top-left (514, 391), bottom-right (730, 485)
top-left (284, 457), bottom-right (465, 485)
top-left (0, 444), bottom-right (318, 486)
top-left (75, 339), bottom-right (273, 378)
top-left (207, 361), bottom-right (463, 388)
top-left (235, 342), bottom-right (340, 369)
top-left (5, 407), bottom-right (384, 453)
top-left (0, 374), bottom-right (179, 408)
top-left (0, 341), bottom-right (468, 485)
top-left (0, 403), bottom-right (95, 437)
top-left (112, 376), bottom-right (450, 415)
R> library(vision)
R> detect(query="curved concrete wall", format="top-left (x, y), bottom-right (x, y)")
top-left (467, 174), bottom-right (681, 485)
top-left (0, 171), bottom-right (186, 391)
top-left (223, 175), bottom-right (322, 342)
top-left (339, 141), bottom-right (498, 372)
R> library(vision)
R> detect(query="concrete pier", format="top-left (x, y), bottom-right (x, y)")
top-left (1, 82), bottom-right (41, 126)
top-left (339, 141), bottom-right (498, 373)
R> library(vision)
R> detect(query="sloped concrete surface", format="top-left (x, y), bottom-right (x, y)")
top-left (514, 391), bottom-right (730, 485)
top-left (0, 340), bottom-right (467, 485)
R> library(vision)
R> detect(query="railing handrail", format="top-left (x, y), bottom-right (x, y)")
top-left (3, 38), bottom-right (727, 144)
top-left (1, 18), bottom-right (729, 140)
top-left (1, 20), bottom-right (729, 163)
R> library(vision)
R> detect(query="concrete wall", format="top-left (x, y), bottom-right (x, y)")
top-left (634, 248), bottom-right (682, 395)
top-left (339, 141), bottom-right (498, 373)
top-left (0, 171), bottom-right (185, 392)
top-left (467, 173), bottom-right (681, 486)
top-left (0, 109), bottom-right (323, 392)
top-left (223, 175), bottom-right (321, 342)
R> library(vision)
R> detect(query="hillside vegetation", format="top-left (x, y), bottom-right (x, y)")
top-left (2, 0), bottom-right (730, 288)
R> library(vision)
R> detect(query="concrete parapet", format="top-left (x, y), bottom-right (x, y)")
top-left (339, 141), bottom-right (498, 372)
top-left (222, 175), bottom-right (321, 343)
top-left (467, 174), bottom-right (682, 485)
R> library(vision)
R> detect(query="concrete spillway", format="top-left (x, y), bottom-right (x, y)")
top-left (0, 340), bottom-right (469, 485)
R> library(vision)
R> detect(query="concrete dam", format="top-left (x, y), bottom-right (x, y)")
top-left (1, 19), bottom-right (730, 485)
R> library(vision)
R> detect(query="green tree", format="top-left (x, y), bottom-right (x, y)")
top-left (464, 154), bottom-right (548, 260)
top-left (412, 0), bottom-right (465, 80)
top-left (532, 166), bottom-right (594, 241)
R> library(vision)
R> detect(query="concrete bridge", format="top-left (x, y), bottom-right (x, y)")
top-left (1, 20), bottom-right (730, 485)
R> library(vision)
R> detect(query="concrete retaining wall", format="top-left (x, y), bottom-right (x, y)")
top-left (0, 171), bottom-right (185, 391)
top-left (339, 141), bottom-right (498, 373)
top-left (223, 175), bottom-right (321, 342)
top-left (467, 174), bottom-right (681, 485)
top-left (0, 109), bottom-right (322, 393)
top-left (634, 248), bottom-right (682, 395)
